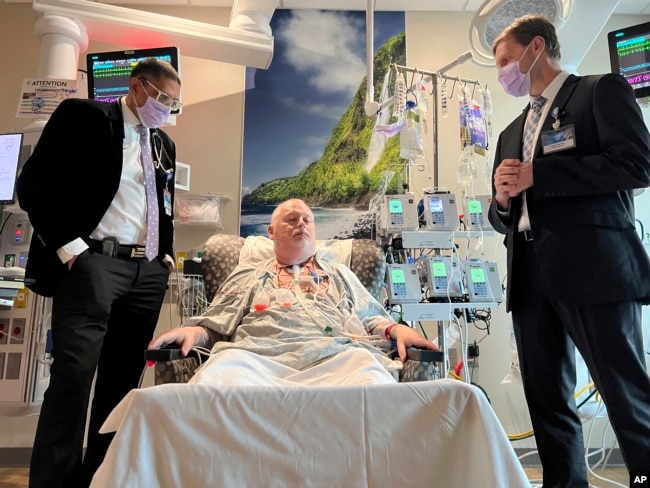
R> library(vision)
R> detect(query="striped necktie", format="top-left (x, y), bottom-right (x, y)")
top-left (523, 96), bottom-right (546, 163)
top-left (518, 96), bottom-right (546, 232)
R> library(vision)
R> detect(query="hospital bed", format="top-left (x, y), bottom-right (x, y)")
top-left (90, 235), bottom-right (530, 488)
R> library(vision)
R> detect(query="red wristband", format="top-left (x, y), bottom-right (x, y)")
top-left (383, 323), bottom-right (398, 341)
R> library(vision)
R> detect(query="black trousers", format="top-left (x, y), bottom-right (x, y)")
top-left (29, 250), bottom-right (169, 488)
top-left (511, 233), bottom-right (650, 488)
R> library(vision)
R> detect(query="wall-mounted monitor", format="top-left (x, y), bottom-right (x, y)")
top-left (607, 21), bottom-right (650, 100)
top-left (86, 46), bottom-right (180, 113)
top-left (0, 133), bottom-right (24, 205)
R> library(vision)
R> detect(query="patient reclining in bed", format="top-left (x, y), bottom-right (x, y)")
top-left (149, 198), bottom-right (437, 385)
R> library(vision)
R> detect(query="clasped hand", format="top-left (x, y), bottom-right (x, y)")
top-left (493, 159), bottom-right (534, 208)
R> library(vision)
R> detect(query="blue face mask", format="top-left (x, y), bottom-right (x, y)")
top-left (136, 96), bottom-right (172, 128)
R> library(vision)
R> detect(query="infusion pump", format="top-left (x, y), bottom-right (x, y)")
top-left (385, 263), bottom-right (421, 303)
top-left (384, 259), bottom-right (504, 305)
top-left (377, 194), bottom-right (419, 234)
top-left (464, 260), bottom-right (503, 303)
top-left (422, 193), bottom-right (459, 231)
top-left (418, 255), bottom-right (465, 299)
top-left (461, 195), bottom-right (493, 231)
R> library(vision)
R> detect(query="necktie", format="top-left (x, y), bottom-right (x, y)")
top-left (518, 96), bottom-right (546, 231)
top-left (136, 125), bottom-right (160, 261)
top-left (523, 96), bottom-right (546, 163)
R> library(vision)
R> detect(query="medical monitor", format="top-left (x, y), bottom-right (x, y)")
top-left (607, 21), bottom-right (650, 100)
top-left (0, 133), bottom-right (24, 205)
top-left (86, 46), bottom-right (180, 113)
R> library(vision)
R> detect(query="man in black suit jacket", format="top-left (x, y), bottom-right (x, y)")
top-left (488, 15), bottom-right (650, 487)
top-left (16, 58), bottom-right (180, 488)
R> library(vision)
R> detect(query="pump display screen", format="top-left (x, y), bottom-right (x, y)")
top-left (471, 268), bottom-right (486, 284)
top-left (468, 200), bottom-right (482, 214)
top-left (432, 262), bottom-right (447, 277)
top-left (389, 199), bottom-right (404, 213)
top-left (429, 197), bottom-right (443, 212)
top-left (390, 269), bottom-right (406, 284)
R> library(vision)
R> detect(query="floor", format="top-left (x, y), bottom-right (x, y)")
top-left (0, 466), bottom-right (631, 487)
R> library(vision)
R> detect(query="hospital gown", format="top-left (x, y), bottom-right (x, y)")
top-left (184, 248), bottom-right (396, 373)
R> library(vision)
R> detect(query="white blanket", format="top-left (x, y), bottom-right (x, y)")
top-left (189, 348), bottom-right (400, 386)
top-left (92, 375), bottom-right (530, 487)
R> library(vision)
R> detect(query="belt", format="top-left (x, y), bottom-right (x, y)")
top-left (520, 229), bottom-right (534, 242)
top-left (86, 238), bottom-right (147, 260)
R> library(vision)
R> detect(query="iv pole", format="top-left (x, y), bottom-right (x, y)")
top-left (363, 0), bottom-right (483, 381)
top-left (388, 62), bottom-right (481, 189)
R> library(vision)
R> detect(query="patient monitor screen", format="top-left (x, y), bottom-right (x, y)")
top-left (86, 46), bottom-right (180, 113)
top-left (0, 133), bottom-right (23, 205)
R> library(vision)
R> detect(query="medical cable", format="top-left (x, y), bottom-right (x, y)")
top-left (290, 265), bottom-right (338, 335)
top-left (521, 387), bottom-right (622, 487)
top-left (582, 394), bottom-right (625, 487)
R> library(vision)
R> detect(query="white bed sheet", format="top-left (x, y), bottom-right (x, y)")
top-left (91, 379), bottom-right (530, 488)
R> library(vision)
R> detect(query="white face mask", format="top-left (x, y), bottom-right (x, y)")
top-left (497, 41), bottom-right (544, 97)
top-left (136, 96), bottom-right (172, 128)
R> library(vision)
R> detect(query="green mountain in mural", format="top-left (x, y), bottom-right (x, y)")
top-left (242, 31), bottom-right (406, 208)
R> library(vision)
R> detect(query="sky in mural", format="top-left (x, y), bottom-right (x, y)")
top-left (242, 9), bottom-right (405, 196)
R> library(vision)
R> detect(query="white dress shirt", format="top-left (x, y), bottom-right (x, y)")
top-left (57, 97), bottom-right (149, 263)
top-left (517, 70), bottom-right (570, 231)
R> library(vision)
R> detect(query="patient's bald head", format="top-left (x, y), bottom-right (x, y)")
top-left (268, 199), bottom-right (317, 266)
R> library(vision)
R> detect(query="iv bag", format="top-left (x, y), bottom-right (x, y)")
top-left (458, 90), bottom-right (488, 154)
top-left (400, 100), bottom-right (425, 161)
top-left (456, 145), bottom-right (477, 186)
top-left (479, 85), bottom-right (493, 138)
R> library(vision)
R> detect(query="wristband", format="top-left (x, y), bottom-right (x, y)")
top-left (383, 323), bottom-right (398, 341)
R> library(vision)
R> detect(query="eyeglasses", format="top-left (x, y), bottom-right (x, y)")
top-left (140, 78), bottom-right (182, 110)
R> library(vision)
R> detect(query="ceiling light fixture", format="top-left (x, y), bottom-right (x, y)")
top-left (469, 0), bottom-right (572, 67)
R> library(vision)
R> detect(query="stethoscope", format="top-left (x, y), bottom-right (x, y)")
top-left (151, 131), bottom-right (174, 183)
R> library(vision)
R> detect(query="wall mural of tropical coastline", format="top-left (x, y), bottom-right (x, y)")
top-left (241, 9), bottom-right (406, 240)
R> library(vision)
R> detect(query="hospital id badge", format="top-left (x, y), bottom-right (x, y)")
top-left (541, 124), bottom-right (576, 154)
top-left (164, 189), bottom-right (172, 216)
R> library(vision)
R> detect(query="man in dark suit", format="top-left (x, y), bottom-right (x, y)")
top-left (488, 14), bottom-right (650, 487)
top-left (16, 58), bottom-right (180, 488)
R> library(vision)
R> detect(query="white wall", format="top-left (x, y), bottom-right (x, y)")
top-left (0, 5), bottom-right (648, 458)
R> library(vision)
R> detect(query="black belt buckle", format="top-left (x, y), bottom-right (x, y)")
top-left (101, 237), bottom-right (119, 258)
top-left (130, 247), bottom-right (146, 258)
top-left (522, 229), bottom-right (533, 242)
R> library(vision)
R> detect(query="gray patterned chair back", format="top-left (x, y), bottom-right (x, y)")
top-left (200, 234), bottom-right (386, 302)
